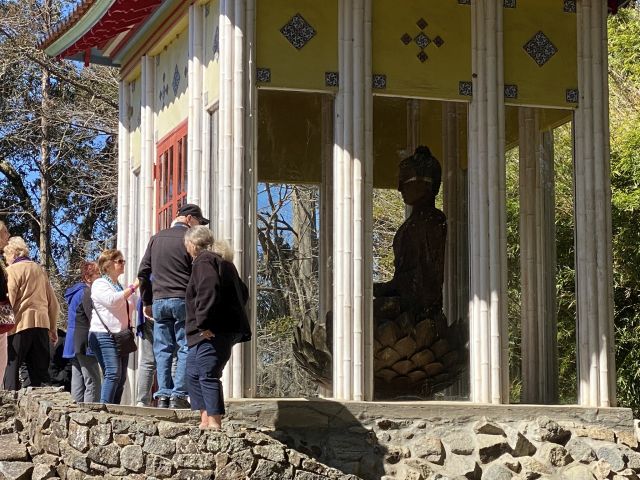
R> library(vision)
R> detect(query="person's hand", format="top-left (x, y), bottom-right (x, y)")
top-left (132, 278), bottom-right (140, 289)
top-left (199, 329), bottom-right (215, 340)
top-left (143, 305), bottom-right (153, 320)
top-left (49, 329), bottom-right (58, 344)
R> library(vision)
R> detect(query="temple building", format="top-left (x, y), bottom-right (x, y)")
top-left (40, 0), bottom-right (628, 407)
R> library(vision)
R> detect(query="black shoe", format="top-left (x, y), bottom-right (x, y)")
top-left (169, 396), bottom-right (191, 409)
top-left (156, 396), bottom-right (170, 408)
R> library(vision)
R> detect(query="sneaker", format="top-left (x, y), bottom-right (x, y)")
top-left (156, 396), bottom-right (170, 408)
top-left (169, 396), bottom-right (191, 409)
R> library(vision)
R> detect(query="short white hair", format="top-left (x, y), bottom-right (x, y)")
top-left (4, 236), bottom-right (29, 258)
top-left (184, 226), bottom-right (214, 253)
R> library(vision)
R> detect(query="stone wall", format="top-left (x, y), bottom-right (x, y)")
top-left (1, 389), bottom-right (639, 480)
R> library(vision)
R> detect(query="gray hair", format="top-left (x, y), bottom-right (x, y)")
top-left (184, 226), bottom-right (214, 255)
top-left (4, 236), bottom-right (29, 258)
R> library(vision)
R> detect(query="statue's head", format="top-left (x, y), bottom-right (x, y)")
top-left (398, 146), bottom-right (442, 205)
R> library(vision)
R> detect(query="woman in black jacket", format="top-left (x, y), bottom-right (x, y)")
top-left (184, 226), bottom-right (251, 430)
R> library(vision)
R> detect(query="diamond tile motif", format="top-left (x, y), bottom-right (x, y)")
top-left (280, 13), bottom-right (316, 50)
top-left (414, 32), bottom-right (431, 49)
top-left (459, 81), bottom-right (473, 96)
top-left (563, 0), bottom-right (577, 13)
top-left (523, 31), bottom-right (558, 67)
top-left (257, 68), bottom-right (271, 83)
top-left (566, 88), bottom-right (579, 103)
top-left (434, 36), bottom-right (445, 48)
top-left (416, 18), bottom-right (428, 30)
top-left (503, 0), bottom-right (516, 7)
top-left (417, 51), bottom-right (428, 63)
top-left (172, 64), bottom-right (181, 96)
top-left (401, 33), bottom-right (412, 45)
top-left (504, 84), bottom-right (518, 99)
top-left (325, 72), bottom-right (339, 87)
top-left (372, 74), bottom-right (387, 90)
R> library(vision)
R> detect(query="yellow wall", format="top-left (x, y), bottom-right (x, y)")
top-left (372, 0), bottom-right (472, 101)
top-left (256, 0), bottom-right (338, 91)
top-left (155, 27), bottom-right (189, 141)
top-left (203, 0), bottom-right (220, 105)
top-left (504, 0), bottom-right (577, 108)
top-left (129, 77), bottom-right (142, 170)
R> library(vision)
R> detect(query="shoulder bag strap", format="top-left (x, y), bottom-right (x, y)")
top-left (91, 300), bottom-right (114, 336)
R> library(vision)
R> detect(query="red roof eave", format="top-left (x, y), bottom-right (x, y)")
top-left (39, 0), bottom-right (161, 60)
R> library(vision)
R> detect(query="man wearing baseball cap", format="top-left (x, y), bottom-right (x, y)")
top-left (137, 204), bottom-right (209, 409)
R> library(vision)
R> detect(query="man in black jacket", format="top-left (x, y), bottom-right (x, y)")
top-left (137, 204), bottom-right (209, 409)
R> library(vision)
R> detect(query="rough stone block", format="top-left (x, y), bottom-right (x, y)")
top-left (481, 464), bottom-right (513, 480)
top-left (587, 426), bottom-right (616, 443)
top-left (625, 450), bottom-right (640, 471)
top-left (385, 445), bottom-right (412, 464)
top-left (31, 462), bottom-right (55, 480)
top-left (445, 432), bottom-right (476, 455)
top-left (565, 437), bottom-right (596, 463)
top-left (536, 443), bottom-right (572, 467)
top-left (597, 446), bottom-right (627, 472)
top-left (525, 416), bottom-right (571, 445)
top-left (145, 453), bottom-right (175, 478)
top-left (562, 464), bottom-right (597, 480)
top-left (90, 423), bottom-right (112, 446)
top-left (592, 459), bottom-right (612, 479)
top-left (110, 417), bottom-right (135, 434)
top-left (69, 413), bottom-right (96, 426)
top-left (31, 453), bottom-right (59, 466)
top-left (136, 421), bottom-right (157, 436)
top-left (174, 453), bottom-right (215, 469)
top-left (143, 436), bottom-right (176, 456)
top-left (497, 453), bottom-right (521, 473)
top-left (414, 437), bottom-right (445, 464)
top-left (252, 459), bottom-right (291, 480)
top-left (114, 433), bottom-right (133, 446)
top-left (206, 432), bottom-right (231, 453)
top-left (507, 431), bottom-right (536, 457)
top-left (68, 421), bottom-right (90, 452)
top-left (255, 444), bottom-right (286, 463)
top-left (286, 449), bottom-right (305, 468)
top-left (174, 469), bottom-right (216, 480)
top-left (216, 461), bottom-right (245, 480)
top-left (157, 421), bottom-right (191, 439)
top-left (87, 444), bottom-right (121, 467)
top-left (519, 457), bottom-right (553, 478)
top-left (618, 431), bottom-right (639, 450)
top-left (0, 460), bottom-right (34, 480)
top-left (445, 454), bottom-right (480, 479)
top-left (120, 444), bottom-right (144, 473)
top-left (176, 436), bottom-right (200, 454)
top-left (477, 434), bottom-right (510, 463)
top-left (474, 420), bottom-right (506, 436)
top-left (635, 420), bottom-right (640, 443)
top-left (0, 434), bottom-right (28, 461)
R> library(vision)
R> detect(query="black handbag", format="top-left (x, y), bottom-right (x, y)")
top-left (92, 298), bottom-right (137, 356)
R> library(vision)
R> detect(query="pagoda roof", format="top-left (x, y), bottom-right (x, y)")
top-left (39, 0), bottom-right (634, 67)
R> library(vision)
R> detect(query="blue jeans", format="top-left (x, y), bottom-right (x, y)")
top-left (88, 332), bottom-right (128, 404)
top-left (152, 298), bottom-right (188, 399)
top-left (187, 334), bottom-right (240, 415)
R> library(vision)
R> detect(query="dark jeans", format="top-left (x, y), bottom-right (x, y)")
top-left (186, 333), bottom-right (240, 416)
top-left (152, 298), bottom-right (187, 399)
top-left (4, 328), bottom-right (50, 390)
top-left (88, 332), bottom-right (128, 404)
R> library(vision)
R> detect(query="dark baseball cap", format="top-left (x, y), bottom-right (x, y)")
top-left (177, 203), bottom-right (210, 225)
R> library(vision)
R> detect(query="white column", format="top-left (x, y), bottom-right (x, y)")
top-left (519, 108), bottom-right (558, 404)
top-left (218, 0), bottom-right (248, 398)
top-left (188, 4), bottom-right (204, 206)
top-left (140, 55), bottom-right (156, 248)
top-left (574, 0), bottom-right (615, 407)
top-left (117, 81), bottom-right (131, 267)
top-left (468, 0), bottom-right (508, 404)
top-left (333, 0), bottom-right (372, 401)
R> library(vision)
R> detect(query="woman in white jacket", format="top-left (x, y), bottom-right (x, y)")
top-left (89, 249), bottom-right (138, 404)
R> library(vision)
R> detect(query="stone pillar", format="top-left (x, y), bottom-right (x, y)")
top-left (468, 0), bottom-right (508, 404)
top-left (333, 0), bottom-right (373, 401)
top-left (519, 108), bottom-right (558, 404)
top-left (574, 0), bottom-right (615, 407)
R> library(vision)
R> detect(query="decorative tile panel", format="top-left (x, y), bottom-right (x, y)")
top-left (563, 0), bottom-right (577, 13)
top-left (503, 0), bottom-right (516, 7)
top-left (400, 18), bottom-right (444, 64)
top-left (417, 51), bottom-right (428, 63)
top-left (504, 84), bottom-right (518, 99)
top-left (401, 33), bottom-right (412, 45)
top-left (257, 68), bottom-right (271, 83)
top-left (280, 13), bottom-right (316, 50)
top-left (172, 64), bottom-right (181, 96)
top-left (434, 36), bottom-right (445, 48)
top-left (523, 31), bottom-right (558, 67)
top-left (325, 72), bottom-right (339, 87)
top-left (372, 74), bottom-right (387, 90)
top-left (566, 88), bottom-right (579, 103)
top-left (459, 81), bottom-right (473, 96)
top-left (416, 18), bottom-right (428, 30)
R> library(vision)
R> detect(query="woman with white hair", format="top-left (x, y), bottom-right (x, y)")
top-left (3, 236), bottom-right (60, 390)
top-left (184, 226), bottom-right (251, 430)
